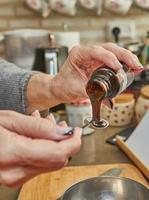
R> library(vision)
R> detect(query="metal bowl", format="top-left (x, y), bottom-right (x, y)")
top-left (61, 176), bottom-right (149, 200)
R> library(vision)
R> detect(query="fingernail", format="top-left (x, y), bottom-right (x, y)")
top-left (64, 129), bottom-right (74, 136)
top-left (133, 58), bottom-right (143, 68)
top-left (138, 65), bottom-right (144, 69)
top-left (135, 65), bottom-right (144, 72)
top-left (56, 126), bottom-right (73, 136)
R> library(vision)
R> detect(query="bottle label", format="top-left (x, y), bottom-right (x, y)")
top-left (117, 69), bottom-right (128, 94)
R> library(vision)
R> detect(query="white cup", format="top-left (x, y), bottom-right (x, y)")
top-left (66, 103), bottom-right (94, 135)
top-left (104, 0), bottom-right (133, 14)
top-left (54, 32), bottom-right (80, 51)
top-left (26, 0), bottom-right (51, 18)
top-left (50, 0), bottom-right (77, 16)
top-left (135, 0), bottom-right (149, 9)
top-left (80, 0), bottom-right (97, 9)
top-left (79, 0), bottom-right (103, 15)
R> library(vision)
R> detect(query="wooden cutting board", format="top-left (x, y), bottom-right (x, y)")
top-left (18, 164), bottom-right (149, 200)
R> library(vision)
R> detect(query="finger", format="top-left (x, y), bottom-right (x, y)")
top-left (16, 128), bottom-right (82, 168)
top-left (25, 128), bottom-right (82, 167)
top-left (87, 45), bottom-right (123, 70)
top-left (2, 127), bottom-right (81, 168)
top-left (0, 163), bottom-right (68, 188)
top-left (58, 127), bottom-right (82, 157)
top-left (102, 43), bottom-right (144, 73)
top-left (0, 111), bottom-right (71, 141)
top-left (0, 166), bottom-right (37, 188)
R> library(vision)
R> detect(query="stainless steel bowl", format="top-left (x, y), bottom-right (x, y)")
top-left (61, 176), bottom-right (149, 200)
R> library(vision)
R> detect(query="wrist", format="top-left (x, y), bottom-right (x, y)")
top-left (50, 73), bottom-right (74, 104)
top-left (27, 73), bottom-right (61, 114)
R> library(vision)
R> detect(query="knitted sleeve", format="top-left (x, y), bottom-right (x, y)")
top-left (0, 59), bottom-right (38, 114)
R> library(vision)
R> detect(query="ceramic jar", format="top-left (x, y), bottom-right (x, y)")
top-left (101, 94), bottom-right (135, 127)
top-left (50, 0), bottom-right (77, 16)
top-left (79, 0), bottom-right (103, 15)
top-left (135, 85), bottom-right (149, 122)
top-left (135, 0), bottom-right (149, 10)
top-left (66, 99), bottom-right (94, 135)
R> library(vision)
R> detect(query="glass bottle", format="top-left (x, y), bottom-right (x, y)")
top-left (86, 63), bottom-right (134, 129)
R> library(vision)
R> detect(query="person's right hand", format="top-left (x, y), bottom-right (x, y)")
top-left (50, 43), bottom-right (143, 104)
top-left (0, 110), bottom-right (82, 188)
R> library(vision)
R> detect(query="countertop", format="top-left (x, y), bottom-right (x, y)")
top-left (69, 126), bottom-right (131, 167)
top-left (0, 126), bottom-right (131, 200)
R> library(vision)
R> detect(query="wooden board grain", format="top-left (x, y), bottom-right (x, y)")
top-left (18, 164), bottom-right (149, 200)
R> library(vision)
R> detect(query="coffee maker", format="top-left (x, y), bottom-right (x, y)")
top-left (33, 34), bottom-right (68, 75)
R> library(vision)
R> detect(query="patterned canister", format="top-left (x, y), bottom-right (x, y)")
top-left (101, 93), bottom-right (135, 127)
top-left (135, 85), bottom-right (149, 122)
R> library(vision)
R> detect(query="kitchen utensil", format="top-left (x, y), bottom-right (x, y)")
top-left (98, 168), bottom-right (123, 177)
top-left (57, 168), bottom-right (123, 200)
top-left (66, 100), bottom-right (94, 135)
top-left (61, 176), bottom-right (149, 200)
top-left (64, 118), bottom-right (93, 136)
top-left (18, 164), bottom-right (148, 200)
top-left (0, 29), bottom-right (51, 70)
top-left (106, 126), bottom-right (135, 145)
top-left (32, 46), bottom-right (68, 74)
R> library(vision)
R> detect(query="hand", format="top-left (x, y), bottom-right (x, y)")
top-left (51, 43), bottom-right (143, 103)
top-left (0, 111), bottom-right (82, 187)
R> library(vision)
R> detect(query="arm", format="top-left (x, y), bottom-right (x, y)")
top-left (0, 59), bottom-right (37, 114)
top-left (0, 44), bottom-right (143, 115)
top-left (0, 59), bottom-right (60, 114)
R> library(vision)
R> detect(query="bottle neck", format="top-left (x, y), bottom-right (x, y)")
top-left (94, 79), bottom-right (109, 99)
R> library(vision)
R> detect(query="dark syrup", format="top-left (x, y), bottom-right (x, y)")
top-left (86, 66), bottom-right (121, 129)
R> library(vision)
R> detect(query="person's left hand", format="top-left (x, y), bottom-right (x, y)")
top-left (0, 110), bottom-right (82, 187)
top-left (50, 43), bottom-right (143, 104)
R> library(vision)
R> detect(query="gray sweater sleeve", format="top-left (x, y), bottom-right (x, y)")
top-left (0, 59), bottom-right (38, 114)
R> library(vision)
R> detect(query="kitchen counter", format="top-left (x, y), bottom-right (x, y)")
top-left (69, 126), bottom-right (131, 167)
top-left (0, 126), bottom-right (131, 200)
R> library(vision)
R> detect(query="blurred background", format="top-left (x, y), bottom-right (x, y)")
top-left (0, 1), bottom-right (149, 200)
